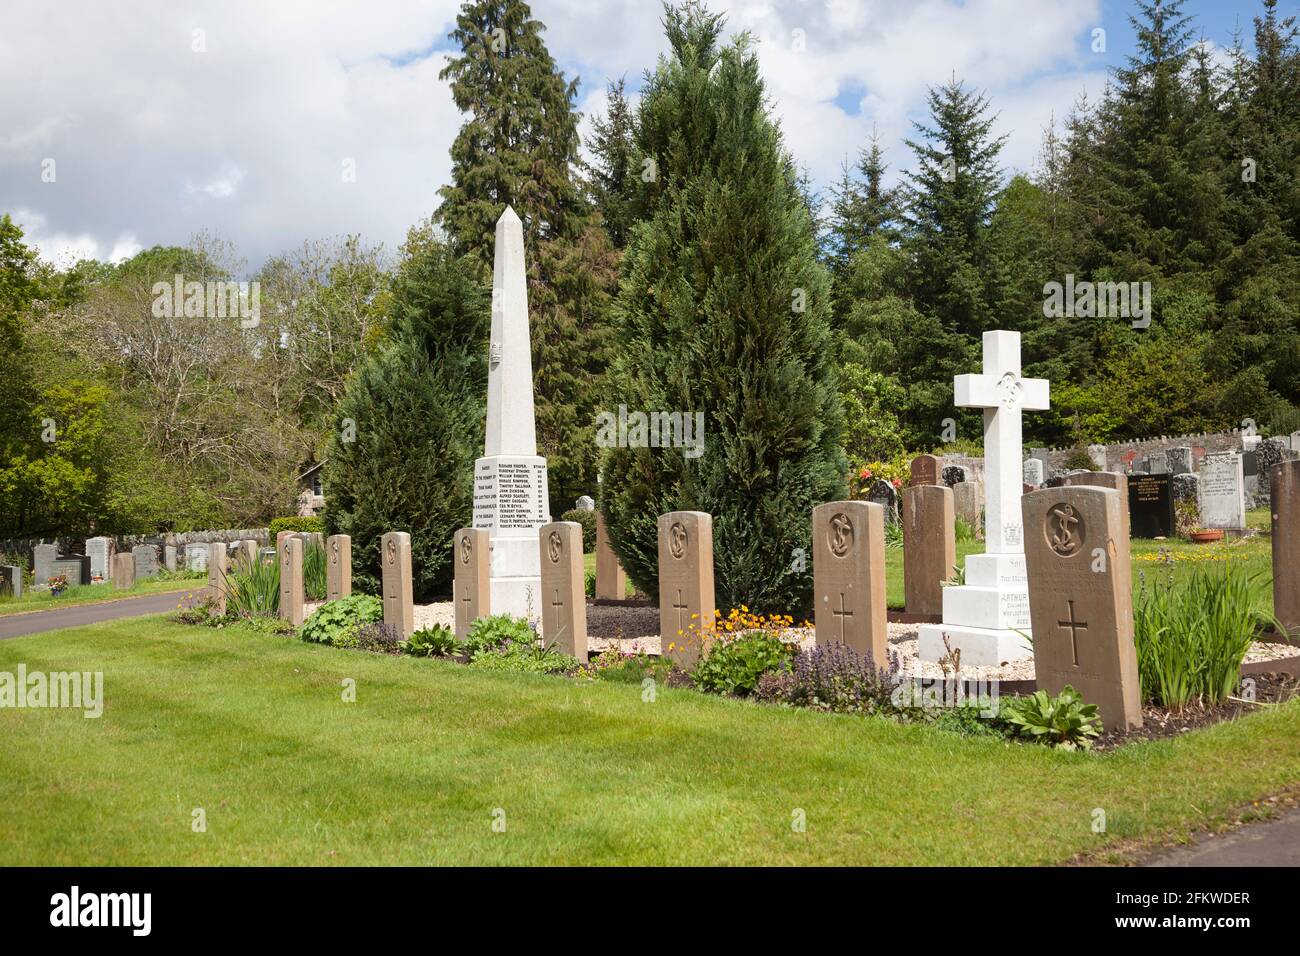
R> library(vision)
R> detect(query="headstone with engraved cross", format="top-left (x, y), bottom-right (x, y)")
top-left (207, 542), bottom-right (228, 618)
top-left (326, 534), bottom-right (352, 601)
top-left (919, 330), bottom-right (1049, 666)
top-left (657, 511), bottom-right (716, 668)
top-left (279, 536), bottom-right (304, 627)
top-left (1023, 485), bottom-right (1142, 731)
top-left (453, 527), bottom-right (490, 639)
top-left (381, 531), bottom-right (414, 639)
top-left (538, 521), bottom-right (587, 662)
top-left (812, 500), bottom-right (888, 669)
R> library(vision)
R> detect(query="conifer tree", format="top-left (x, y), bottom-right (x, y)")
top-left (600, 3), bottom-right (846, 615)
top-left (585, 77), bottom-right (641, 250)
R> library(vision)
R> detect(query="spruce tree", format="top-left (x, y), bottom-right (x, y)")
top-left (827, 130), bottom-right (898, 316)
top-left (322, 225), bottom-right (489, 601)
top-left (600, 3), bottom-right (846, 615)
top-left (437, 0), bottom-right (614, 510)
top-left (585, 77), bottom-right (640, 250)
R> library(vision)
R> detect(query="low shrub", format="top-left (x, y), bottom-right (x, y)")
top-left (693, 632), bottom-right (797, 696)
top-left (300, 594), bottom-right (383, 645)
top-left (404, 624), bottom-right (459, 658)
top-left (584, 568), bottom-right (596, 598)
top-left (469, 642), bottom-right (578, 674)
top-left (559, 509), bottom-right (597, 553)
top-left (336, 621), bottom-right (405, 653)
top-left (586, 647), bottom-right (674, 684)
top-left (1003, 686), bottom-right (1101, 750)
top-left (1062, 446), bottom-right (1097, 471)
top-left (752, 642), bottom-right (896, 713)
top-left (222, 557), bottom-right (280, 618)
top-left (463, 614), bottom-right (536, 655)
top-left (269, 516), bottom-right (324, 537)
top-left (953, 515), bottom-right (977, 543)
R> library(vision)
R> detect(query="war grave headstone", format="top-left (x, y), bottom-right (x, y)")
top-left (902, 485), bottom-right (955, 618)
top-left (657, 511), bottom-right (716, 668)
top-left (1272, 461), bottom-right (1300, 637)
top-left (1023, 486), bottom-right (1142, 730)
top-left (813, 501), bottom-right (888, 667)
top-left (539, 521), bottom-right (587, 663)
top-left (326, 534), bottom-right (351, 601)
top-left (594, 511), bottom-right (627, 600)
top-left (279, 536), bottom-right (304, 627)
top-left (207, 543), bottom-right (228, 617)
top-left (453, 528), bottom-right (490, 640)
top-left (1063, 471), bottom-right (1130, 543)
top-left (381, 531), bottom-right (414, 638)
top-left (1128, 474), bottom-right (1175, 538)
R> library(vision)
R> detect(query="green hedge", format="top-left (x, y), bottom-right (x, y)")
top-left (269, 516), bottom-right (325, 537)
top-left (559, 509), bottom-right (596, 553)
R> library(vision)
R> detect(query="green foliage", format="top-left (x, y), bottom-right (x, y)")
top-left (559, 509), bottom-right (596, 552)
top-left (1134, 565), bottom-right (1272, 711)
top-left (838, 364), bottom-right (906, 465)
top-left (469, 642), bottom-right (577, 674)
top-left (1003, 686), bottom-right (1102, 750)
top-left (601, 5), bottom-right (847, 616)
top-left (586, 648), bottom-right (675, 684)
top-left (1062, 446), bottom-right (1097, 471)
top-left (303, 538), bottom-right (327, 601)
top-left (299, 595), bottom-right (383, 646)
top-left (693, 632), bottom-right (797, 697)
top-left (404, 625), bottom-right (460, 658)
top-left (323, 229), bottom-right (489, 602)
top-left (269, 517), bottom-right (324, 537)
top-left (463, 614), bottom-right (536, 656)
top-left (221, 558), bottom-right (280, 618)
top-left (954, 515), bottom-right (977, 543)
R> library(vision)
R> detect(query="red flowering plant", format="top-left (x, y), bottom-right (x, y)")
top-left (847, 454), bottom-right (911, 498)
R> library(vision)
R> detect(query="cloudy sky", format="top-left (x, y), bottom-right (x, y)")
top-left (0, 0), bottom-right (1269, 272)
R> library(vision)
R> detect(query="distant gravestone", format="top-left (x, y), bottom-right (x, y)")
top-left (1273, 461), bottom-right (1300, 636)
top-left (237, 539), bottom-right (258, 571)
top-left (326, 534), bottom-right (351, 601)
top-left (85, 537), bottom-right (113, 582)
top-left (1148, 455), bottom-right (1169, 475)
top-left (132, 544), bottom-right (158, 579)
top-left (902, 485), bottom-right (955, 618)
top-left (1064, 471), bottom-right (1131, 542)
top-left (1023, 486), bottom-right (1142, 731)
top-left (381, 531), bottom-right (414, 638)
top-left (0, 565), bottom-right (22, 599)
top-left (866, 478), bottom-right (898, 522)
top-left (1198, 453), bottom-right (1246, 530)
top-left (1129, 474), bottom-right (1175, 539)
top-left (1258, 438), bottom-right (1287, 501)
top-left (657, 511), bottom-right (716, 668)
top-left (941, 465), bottom-right (967, 487)
top-left (453, 528), bottom-right (490, 640)
top-left (594, 511), bottom-right (626, 600)
top-left (112, 553), bottom-right (135, 590)
top-left (813, 501), bottom-right (888, 668)
top-left (1171, 472), bottom-right (1199, 504)
top-left (909, 454), bottom-right (941, 487)
top-left (33, 544), bottom-right (57, 588)
top-left (1023, 458), bottom-right (1045, 488)
top-left (952, 481), bottom-right (983, 534)
top-left (279, 536), bottom-right (304, 627)
top-left (539, 521), bottom-right (587, 663)
top-left (163, 544), bottom-right (177, 572)
top-left (185, 544), bottom-right (208, 573)
top-left (1166, 446), bottom-right (1193, 475)
top-left (574, 495), bottom-right (595, 512)
top-left (207, 543), bottom-right (228, 617)
top-left (1087, 444), bottom-right (1107, 470)
top-left (49, 556), bottom-right (89, 586)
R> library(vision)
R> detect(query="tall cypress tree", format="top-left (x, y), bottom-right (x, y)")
top-left (437, 0), bottom-right (614, 511)
top-left (601, 3), bottom-right (846, 615)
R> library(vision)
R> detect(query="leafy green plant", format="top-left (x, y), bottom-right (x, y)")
top-left (299, 594), bottom-right (383, 645)
top-left (953, 514), bottom-right (976, 542)
top-left (1134, 565), bottom-right (1273, 711)
top-left (269, 516), bottom-right (324, 537)
top-left (584, 568), bottom-right (596, 598)
top-left (559, 508), bottom-right (597, 552)
top-left (883, 519), bottom-right (903, 550)
top-left (404, 624), bottom-right (460, 658)
top-left (469, 642), bottom-right (577, 674)
top-left (1003, 686), bottom-right (1102, 750)
top-left (693, 632), bottom-right (797, 696)
top-left (303, 538), bottom-right (328, 601)
top-left (222, 557), bottom-right (280, 617)
top-left (335, 622), bottom-right (404, 653)
top-left (586, 647), bottom-right (675, 684)
top-left (463, 614), bottom-right (536, 655)
top-left (1062, 446), bottom-right (1097, 471)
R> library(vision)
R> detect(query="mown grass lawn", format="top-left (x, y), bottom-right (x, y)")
top-left (0, 575), bottom-right (202, 618)
top-left (2, 615), bottom-right (1298, 866)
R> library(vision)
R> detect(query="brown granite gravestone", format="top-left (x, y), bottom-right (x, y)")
top-left (381, 531), bottom-right (414, 638)
top-left (594, 511), bottom-right (627, 600)
top-left (237, 539), bottom-right (258, 571)
top-left (953, 480), bottom-right (983, 536)
top-left (812, 501), bottom-right (888, 669)
top-left (657, 511), bottom-right (716, 668)
top-left (112, 553), bottom-right (135, 590)
top-left (902, 485), bottom-right (956, 617)
top-left (1272, 460), bottom-right (1300, 637)
top-left (326, 534), bottom-right (351, 601)
top-left (910, 454), bottom-right (941, 487)
top-left (1022, 486), bottom-right (1142, 731)
top-left (279, 536), bottom-right (304, 627)
top-left (207, 543), bottom-right (228, 617)
top-left (453, 527), bottom-right (490, 640)
top-left (276, 530), bottom-right (294, 554)
top-left (539, 521), bottom-right (587, 663)
top-left (1064, 471), bottom-right (1131, 542)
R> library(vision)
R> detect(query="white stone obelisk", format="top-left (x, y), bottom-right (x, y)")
top-left (472, 206), bottom-right (551, 619)
top-left (918, 330), bottom-right (1049, 666)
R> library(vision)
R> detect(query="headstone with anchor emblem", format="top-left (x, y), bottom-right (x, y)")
top-left (657, 511), bottom-right (716, 668)
top-left (538, 521), bottom-right (586, 662)
top-left (1023, 485), bottom-right (1142, 731)
top-left (326, 534), bottom-right (352, 601)
top-left (453, 527), bottom-right (490, 640)
top-left (812, 500), bottom-right (888, 669)
top-left (381, 531), bottom-right (414, 638)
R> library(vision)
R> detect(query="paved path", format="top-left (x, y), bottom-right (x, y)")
top-left (0, 592), bottom-right (183, 640)
top-left (1145, 808), bottom-right (1300, 866)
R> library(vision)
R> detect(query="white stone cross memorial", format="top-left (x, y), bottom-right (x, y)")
top-left (471, 206), bottom-right (551, 618)
top-left (918, 330), bottom-right (1049, 666)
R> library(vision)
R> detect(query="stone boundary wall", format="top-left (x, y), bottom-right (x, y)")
top-left (1031, 428), bottom-right (1298, 473)
top-left (0, 529), bottom-right (269, 566)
